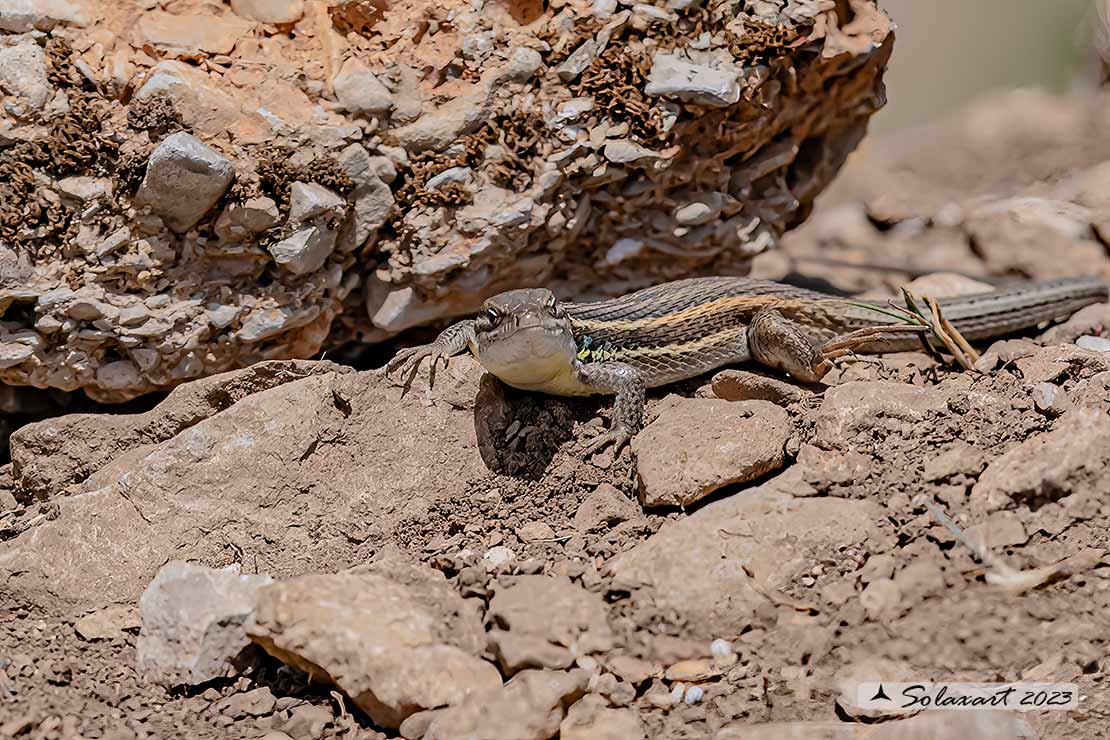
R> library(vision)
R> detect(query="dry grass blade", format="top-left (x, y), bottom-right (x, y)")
top-left (850, 288), bottom-right (981, 371)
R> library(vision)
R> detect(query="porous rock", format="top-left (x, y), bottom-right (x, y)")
top-left (136, 560), bottom-right (273, 687)
top-left (632, 398), bottom-right (791, 507)
top-left (135, 132), bottom-right (235, 233)
top-left (246, 559), bottom-right (501, 728)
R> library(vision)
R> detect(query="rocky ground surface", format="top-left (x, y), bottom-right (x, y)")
top-left (0, 0), bottom-right (891, 403)
top-left (3, 84), bottom-right (1110, 738)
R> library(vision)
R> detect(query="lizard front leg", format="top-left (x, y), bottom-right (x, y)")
top-left (572, 360), bottom-right (647, 455)
top-left (385, 319), bottom-right (476, 393)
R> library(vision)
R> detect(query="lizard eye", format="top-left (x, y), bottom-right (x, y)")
top-left (476, 307), bottom-right (501, 332)
top-left (545, 296), bottom-right (559, 317)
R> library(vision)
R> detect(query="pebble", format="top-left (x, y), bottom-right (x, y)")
top-left (287, 182), bottom-right (345, 226)
top-left (333, 57), bottom-right (393, 115)
top-left (683, 685), bottom-right (704, 704)
top-left (230, 0), bottom-right (304, 24)
top-left (482, 545), bottom-right (515, 570)
top-left (268, 226), bottom-right (337, 276)
top-left (1076, 335), bottom-right (1110, 352)
top-left (135, 132), bottom-right (235, 233)
top-left (645, 52), bottom-right (741, 107)
top-left (0, 40), bottom-right (52, 111)
top-left (556, 39), bottom-right (598, 82)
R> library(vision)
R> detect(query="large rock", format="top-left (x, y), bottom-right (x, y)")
top-left (246, 559), bottom-right (501, 729)
top-left (632, 398), bottom-right (791, 507)
top-left (0, 358), bottom-right (491, 610)
top-left (0, 39), bottom-right (51, 110)
top-left (136, 561), bottom-right (273, 686)
top-left (607, 487), bottom-right (882, 635)
top-left (135, 132), bottom-right (236, 233)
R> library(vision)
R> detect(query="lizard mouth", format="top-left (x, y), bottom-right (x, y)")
top-left (477, 323), bottom-right (578, 385)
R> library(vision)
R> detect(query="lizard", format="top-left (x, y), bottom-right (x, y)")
top-left (385, 275), bottom-right (1109, 454)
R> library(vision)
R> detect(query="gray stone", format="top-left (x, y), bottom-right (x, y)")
top-left (425, 167), bottom-right (474, 191)
top-left (603, 140), bottom-right (668, 165)
top-left (56, 176), bottom-right (112, 203)
top-left (0, 341), bottom-right (34, 369)
top-left (556, 40), bottom-right (598, 82)
top-left (287, 182), bottom-right (345, 226)
top-left (135, 132), bottom-right (235, 233)
top-left (1076, 335), bottom-right (1110, 352)
top-left (0, 0), bottom-right (88, 32)
top-left (333, 57), bottom-right (393, 115)
top-left (336, 144), bottom-right (395, 249)
top-left (96, 361), bottom-right (141, 391)
top-left (645, 52), bottom-right (741, 107)
top-left (268, 226), bottom-right (336, 275)
top-left (136, 560), bottom-right (273, 687)
top-left (214, 196), bottom-right (280, 241)
top-left (504, 47), bottom-right (543, 82)
top-left (0, 40), bottom-right (51, 111)
top-left (235, 307), bottom-right (293, 342)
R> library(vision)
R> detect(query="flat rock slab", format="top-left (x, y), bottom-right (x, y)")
top-left (246, 559), bottom-right (500, 729)
top-left (608, 487), bottom-right (882, 635)
top-left (632, 398), bottom-right (790, 507)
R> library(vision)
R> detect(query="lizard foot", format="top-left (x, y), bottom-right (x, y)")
top-left (384, 345), bottom-right (452, 394)
top-left (580, 424), bottom-right (633, 456)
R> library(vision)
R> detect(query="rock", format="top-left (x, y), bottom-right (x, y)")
top-left (0, 40), bottom-right (51, 111)
top-left (922, 441), bottom-right (986, 481)
top-left (607, 488), bottom-right (881, 635)
top-left (287, 182), bottom-right (345, 226)
top-left (246, 559), bottom-right (501, 729)
top-left (1076, 335), bottom-right (1110, 352)
top-left (560, 699), bottom-right (645, 740)
top-left (1030, 381), bottom-right (1072, 416)
top-left (387, 81), bottom-right (492, 152)
top-left (812, 382), bottom-right (949, 445)
top-left (904, 272), bottom-right (995, 297)
top-left (555, 40), bottom-right (597, 82)
top-left (834, 658), bottom-right (915, 719)
top-left (573, 484), bottom-right (639, 532)
top-left (267, 226), bottom-right (337, 275)
top-left (605, 655), bottom-right (659, 685)
top-left (632, 398), bottom-right (790, 508)
top-left (859, 577), bottom-right (900, 620)
top-left (966, 511), bottom-right (1028, 550)
top-left (717, 712), bottom-right (1035, 739)
top-left (135, 132), bottom-right (235, 233)
top-left (336, 143), bottom-right (395, 249)
top-left (282, 705), bottom-right (334, 739)
top-left (216, 686), bottom-right (277, 718)
top-left (230, 0), bottom-right (303, 24)
top-left (74, 605), bottom-right (141, 641)
top-left (424, 669), bottom-right (590, 740)
top-left (133, 60), bottom-right (245, 138)
top-left (602, 140), bottom-right (672, 165)
top-left (710, 369), bottom-right (809, 404)
top-left (425, 166), bottom-right (474, 191)
top-left (96, 361), bottom-right (141, 391)
top-left (645, 52), bottom-right (741, 107)
top-left (0, 0), bottom-right (88, 32)
top-left (483, 545), bottom-right (516, 570)
top-left (970, 407), bottom-right (1110, 512)
top-left (0, 341), bottom-right (35, 369)
top-left (214, 196), bottom-right (280, 241)
top-left (56, 176), bottom-right (112, 203)
top-left (517, 520), bottom-right (555, 542)
top-left (136, 10), bottom-right (254, 56)
top-left (504, 47), bottom-right (543, 82)
top-left (332, 57), bottom-right (393, 115)
top-left (487, 576), bottom-right (614, 674)
top-left (1040, 303), bottom-right (1110, 345)
top-left (136, 560), bottom-right (273, 687)
top-left (235, 307), bottom-right (294, 342)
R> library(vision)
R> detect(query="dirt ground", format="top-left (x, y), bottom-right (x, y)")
top-left (3, 82), bottom-right (1110, 739)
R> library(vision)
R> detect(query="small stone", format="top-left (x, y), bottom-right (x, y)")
top-left (136, 560), bottom-right (273, 687)
top-left (0, 40), bottom-right (51, 111)
top-left (966, 511), bottom-right (1028, 550)
top-left (74, 605), bottom-right (141, 641)
top-left (333, 57), bottom-right (393, 115)
top-left (96, 361), bottom-right (141, 391)
top-left (287, 182), bottom-right (345, 226)
top-left (858, 577), bottom-right (900, 620)
top-left (1076, 335), bottom-right (1110, 352)
top-left (556, 40), bottom-right (597, 82)
top-left (602, 139), bottom-right (669, 164)
top-left (606, 655), bottom-right (659, 685)
top-left (0, 341), bottom-right (35, 369)
top-left (336, 143), bottom-right (396, 249)
top-left (1031, 381), bottom-right (1072, 417)
top-left (482, 545), bottom-right (515, 570)
top-left (236, 307), bottom-right (292, 342)
top-left (424, 167), bottom-right (474, 191)
top-left (632, 398), bottom-right (790, 507)
top-left (214, 197), bottom-right (280, 241)
top-left (267, 226), bottom-right (336, 275)
top-left (0, 0), bottom-right (89, 32)
top-left (645, 52), bottom-right (741, 106)
top-left (683, 685), bottom-right (704, 705)
top-left (56, 176), bottom-right (111, 203)
top-left (136, 10), bottom-right (253, 56)
top-left (135, 132), bottom-right (235, 233)
top-left (504, 47), bottom-right (543, 82)
top-left (709, 369), bottom-right (808, 404)
top-left (517, 521), bottom-right (555, 542)
top-left (217, 686), bottom-right (277, 718)
top-left (664, 658), bottom-right (723, 682)
top-left (858, 553), bottom-right (895, 583)
top-left (95, 227), bottom-right (131, 258)
top-left (230, 0), bottom-right (303, 24)
top-left (674, 202), bottom-right (714, 225)
top-left (573, 483), bottom-right (639, 532)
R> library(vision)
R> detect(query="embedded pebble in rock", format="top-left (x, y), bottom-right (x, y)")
top-left (135, 132), bottom-right (235, 233)
top-left (0, 0), bottom-right (88, 32)
top-left (966, 511), bottom-right (1028, 549)
top-left (136, 560), bottom-right (273, 687)
top-left (632, 398), bottom-right (790, 507)
top-left (332, 56), bottom-right (393, 115)
top-left (1076, 335), bottom-right (1110, 352)
top-left (487, 575), bottom-right (615, 674)
top-left (608, 487), bottom-right (881, 634)
top-left (230, 0), bottom-right (304, 24)
top-left (268, 226), bottom-right (337, 275)
top-left (0, 39), bottom-right (51, 110)
top-left (424, 669), bottom-right (591, 740)
top-left (645, 52), bottom-right (742, 107)
top-left (245, 559), bottom-right (501, 729)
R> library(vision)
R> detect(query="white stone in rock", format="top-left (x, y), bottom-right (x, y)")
top-left (645, 52), bottom-right (741, 107)
top-left (268, 226), bottom-right (336, 275)
top-left (0, 40), bottom-right (51, 110)
top-left (424, 167), bottom-right (474, 191)
top-left (333, 57), bottom-right (393, 115)
top-left (230, 0), bottom-right (303, 24)
top-left (135, 132), bottom-right (235, 233)
top-left (235, 307), bottom-right (292, 342)
top-left (56, 176), bottom-right (112, 202)
top-left (287, 182), bottom-right (345, 226)
top-left (0, 0), bottom-right (88, 32)
top-left (1076, 335), bottom-right (1110, 353)
top-left (96, 361), bottom-right (141, 390)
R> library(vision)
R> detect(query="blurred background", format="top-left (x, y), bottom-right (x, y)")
top-left (874, 0), bottom-right (1097, 132)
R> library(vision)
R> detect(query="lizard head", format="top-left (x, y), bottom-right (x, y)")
top-left (474, 288), bottom-right (578, 387)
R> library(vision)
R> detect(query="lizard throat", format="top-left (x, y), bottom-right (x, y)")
top-left (476, 323), bottom-right (579, 389)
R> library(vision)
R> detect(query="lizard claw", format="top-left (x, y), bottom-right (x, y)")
top-left (385, 345), bottom-right (449, 395)
top-left (581, 424), bottom-right (633, 457)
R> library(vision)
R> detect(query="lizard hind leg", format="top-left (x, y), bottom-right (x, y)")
top-left (747, 307), bottom-right (832, 383)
